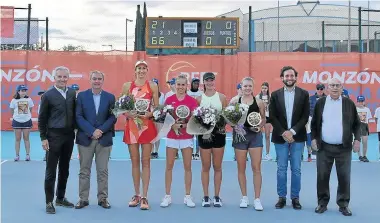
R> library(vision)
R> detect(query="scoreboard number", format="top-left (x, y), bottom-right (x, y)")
top-left (152, 36), bottom-right (165, 45)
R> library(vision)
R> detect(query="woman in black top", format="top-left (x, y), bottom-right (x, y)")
top-left (230, 77), bottom-right (266, 211)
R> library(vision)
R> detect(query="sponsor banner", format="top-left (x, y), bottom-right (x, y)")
top-left (0, 6), bottom-right (14, 38)
top-left (1, 51), bottom-right (379, 132)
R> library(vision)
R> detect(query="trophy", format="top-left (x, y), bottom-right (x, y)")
top-left (247, 112), bottom-right (262, 132)
top-left (175, 105), bottom-right (190, 124)
top-left (135, 99), bottom-right (150, 115)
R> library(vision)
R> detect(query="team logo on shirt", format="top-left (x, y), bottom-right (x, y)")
top-left (176, 105), bottom-right (190, 119)
top-left (17, 101), bottom-right (29, 114)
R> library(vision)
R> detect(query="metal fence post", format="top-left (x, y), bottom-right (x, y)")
top-left (359, 7), bottom-right (362, 53)
top-left (46, 17), bottom-right (49, 51)
top-left (321, 21), bottom-right (325, 52)
top-left (26, 4), bottom-right (31, 50)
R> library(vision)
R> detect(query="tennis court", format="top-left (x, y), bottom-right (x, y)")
top-left (1, 131), bottom-right (379, 223)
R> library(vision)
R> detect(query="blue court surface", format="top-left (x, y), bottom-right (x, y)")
top-left (1, 131), bottom-right (380, 223)
top-left (1, 131), bottom-right (379, 161)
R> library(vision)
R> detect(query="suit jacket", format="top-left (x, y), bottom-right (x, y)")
top-left (269, 86), bottom-right (310, 144)
top-left (311, 96), bottom-right (361, 149)
top-left (38, 86), bottom-right (76, 140)
top-left (75, 89), bottom-right (116, 147)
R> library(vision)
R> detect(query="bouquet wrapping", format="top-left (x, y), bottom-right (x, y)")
top-left (151, 105), bottom-right (176, 143)
top-left (222, 103), bottom-right (250, 143)
top-left (186, 105), bottom-right (218, 142)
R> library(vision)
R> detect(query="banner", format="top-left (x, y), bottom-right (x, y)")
top-left (0, 6), bottom-right (14, 38)
top-left (1, 51), bottom-right (379, 132)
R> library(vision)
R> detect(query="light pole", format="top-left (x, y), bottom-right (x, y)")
top-left (126, 18), bottom-right (133, 51)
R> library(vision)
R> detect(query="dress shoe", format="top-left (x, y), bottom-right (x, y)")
top-left (275, 197), bottom-right (286, 209)
top-left (339, 207), bottom-right (352, 216)
top-left (98, 199), bottom-right (111, 209)
top-left (46, 202), bottom-right (56, 214)
top-left (75, 200), bottom-right (89, 209)
top-left (56, 198), bottom-right (74, 208)
top-left (292, 198), bottom-right (302, 210)
top-left (315, 205), bottom-right (327, 213)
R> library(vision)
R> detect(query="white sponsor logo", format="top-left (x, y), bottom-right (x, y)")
top-left (302, 71), bottom-right (380, 84)
top-left (1, 65), bottom-right (83, 82)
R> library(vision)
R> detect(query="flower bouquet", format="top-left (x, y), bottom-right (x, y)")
top-left (222, 103), bottom-right (250, 143)
top-left (111, 94), bottom-right (144, 129)
top-left (186, 105), bottom-right (218, 142)
top-left (152, 104), bottom-right (174, 123)
top-left (151, 104), bottom-right (176, 143)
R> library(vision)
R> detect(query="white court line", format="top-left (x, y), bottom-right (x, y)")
top-left (1, 160), bottom-right (8, 165)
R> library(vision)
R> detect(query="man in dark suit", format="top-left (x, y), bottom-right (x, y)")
top-left (38, 67), bottom-right (76, 214)
top-left (311, 78), bottom-right (360, 216)
top-left (269, 66), bottom-right (310, 210)
top-left (74, 70), bottom-right (116, 209)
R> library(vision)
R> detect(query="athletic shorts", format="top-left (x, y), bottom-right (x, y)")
top-left (12, 119), bottom-right (32, 129)
top-left (360, 123), bottom-right (369, 137)
top-left (378, 132), bottom-right (380, 141)
top-left (232, 127), bottom-right (263, 150)
top-left (166, 138), bottom-right (193, 150)
top-left (198, 128), bottom-right (226, 149)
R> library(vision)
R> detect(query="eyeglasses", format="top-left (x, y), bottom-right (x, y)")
top-left (329, 84), bottom-right (342, 88)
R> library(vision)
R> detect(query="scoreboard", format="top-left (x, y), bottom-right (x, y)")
top-left (145, 17), bottom-right (240, 49)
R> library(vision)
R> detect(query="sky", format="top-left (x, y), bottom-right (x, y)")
top-left (2, 0), bottom-right (380, 51)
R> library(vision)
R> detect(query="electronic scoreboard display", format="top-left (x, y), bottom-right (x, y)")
top-left (145, 17), bottom-right (239, 49)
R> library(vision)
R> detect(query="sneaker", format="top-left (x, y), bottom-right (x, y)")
top-left (46, 202), bottom-right (56, 214)
top-left (253, 198), bottom-right (263, 211)
top-left (311, 154), bottom-right (317, 160)
top-left (202, 196), bottom-right (211, 207)
top-left (14, 155), bottom-right (20, 162)
top-left (128, 195), bottom-right (141, 207)
top-left (55, 198), bottom-right (74, 208)
top-left (184, 195), bottom-right (195, 208)
top-left (140, 197), bottom-right (149, 210)
top-left (359, 156), bottom-right (364, 162)
top-left (362, 156), bottom-right (369, 162)
top-left (194, 153), bottom-right (200, 160)
top-left (265, 154), bottom-right (272, 161)
top-left (240, 196), bottom-right (249, 208)
top-left (213, 196), bottom-right (222, 207)
top-left (160, 195), bottom-right (172, 208)
top-left (307, 157), bottom-right (312, 162)
top-left (25, 154), bottom-right (30, 161)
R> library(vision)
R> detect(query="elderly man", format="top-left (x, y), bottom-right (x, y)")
top-left (311, 78), bottom-right (361, 216)
top-left (75, 71), bottom-right (116, 209)
top-left (38, 67), bottom-right (76, 214)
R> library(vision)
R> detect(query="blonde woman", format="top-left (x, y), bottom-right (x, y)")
top-left (231, 77), bottom-right (266, 210)
top-left (121, 60), bottom-right (159, 210)
top-left (160, 74), bottom-right (198, 208)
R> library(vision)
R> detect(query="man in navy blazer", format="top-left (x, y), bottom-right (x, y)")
top-left (74, 70), bottom-right (116, 209)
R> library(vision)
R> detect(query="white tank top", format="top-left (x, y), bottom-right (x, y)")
top-left (200, 92), bottom-right (222, 111)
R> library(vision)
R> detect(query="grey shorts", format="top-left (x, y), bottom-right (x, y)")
top-left (360, 123), bottom-right (369, 137)
top-left (232, 127), bottom-right (263, 150)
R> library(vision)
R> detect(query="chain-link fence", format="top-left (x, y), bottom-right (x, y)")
top-left (234, 2), bottom-right (380, 53)
top-left (0, 4), bottom-right (49, 51)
